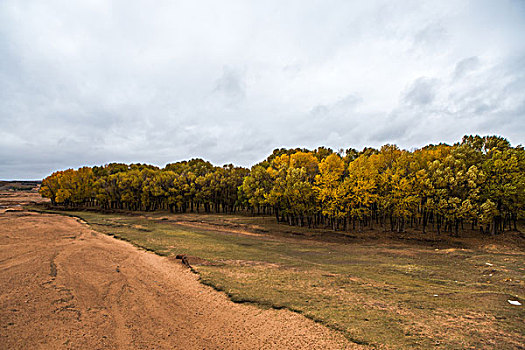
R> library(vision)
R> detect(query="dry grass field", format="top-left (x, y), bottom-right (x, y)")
top-left (3, 191), bottom-right (524, 349)
top-left (29, 205), bottom-right (525, 349)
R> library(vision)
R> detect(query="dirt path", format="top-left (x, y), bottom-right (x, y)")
top-left (0, 209), bottom-right (357, 349)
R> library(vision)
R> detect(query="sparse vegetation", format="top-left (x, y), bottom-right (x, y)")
top-left (31, 207), bottom-right (525, 349)
top-left (0, 180), bottom-right (40, 191)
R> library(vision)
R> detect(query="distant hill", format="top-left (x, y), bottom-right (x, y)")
top-left (0, 180), bottom-right (41, 191)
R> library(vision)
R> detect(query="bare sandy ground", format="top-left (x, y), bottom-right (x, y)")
top-left (0, 203), bottom-right (356, 349)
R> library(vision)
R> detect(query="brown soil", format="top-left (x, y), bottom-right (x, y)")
top-left (0, 191), bottom-right (48, 213)
top-left (0, 196), bottom-right (357, 349)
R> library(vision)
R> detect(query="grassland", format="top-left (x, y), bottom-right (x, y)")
top-left (29, 207), bottom-right (525, 349)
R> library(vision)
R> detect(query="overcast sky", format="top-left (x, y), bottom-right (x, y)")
top-left (1, 0), bottom-right (524, 179)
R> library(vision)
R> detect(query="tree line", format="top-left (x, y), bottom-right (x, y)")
top-left (40, 135), bottom-right (524, 235)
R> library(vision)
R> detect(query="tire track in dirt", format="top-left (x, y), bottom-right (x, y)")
top-left (1, 210), bottom-right (360, 349)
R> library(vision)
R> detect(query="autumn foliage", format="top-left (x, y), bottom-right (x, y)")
top-left (40, 135), bottom-right (525, 235)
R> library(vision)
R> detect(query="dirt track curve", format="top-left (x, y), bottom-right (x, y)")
top-left (0, 209), bottom-right (357, 349)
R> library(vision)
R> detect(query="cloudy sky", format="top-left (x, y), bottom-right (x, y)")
top-left (1, 0), bottom-right (524, 179)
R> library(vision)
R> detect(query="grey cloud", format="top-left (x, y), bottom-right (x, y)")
top-left (310, 105), bottom-right (329, 117)
top-left (380, 54), bottom-right (525, 148)
top-left (403, 78), bottom-right (439, 106)
top-left (309, 94), bottom-right (361, 119)
top-left (454, 56), bottom-right (480, 79)
top-left (449, 56), bottom-right (525, 118)
top-left (0, 0), bottom-right (524, 179)
top-left (413, 23), bottom-right (447, 48)
top-left (369, 118), bottom-right (411, 144)
top-left (213, 66), bottom-right (245, 101)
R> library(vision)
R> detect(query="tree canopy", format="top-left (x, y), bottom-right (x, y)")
top-left (40, 135), bottom-right (525, 235)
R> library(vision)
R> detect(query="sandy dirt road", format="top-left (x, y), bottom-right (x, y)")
top-left (0, 207), bottom-right (356, 349)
